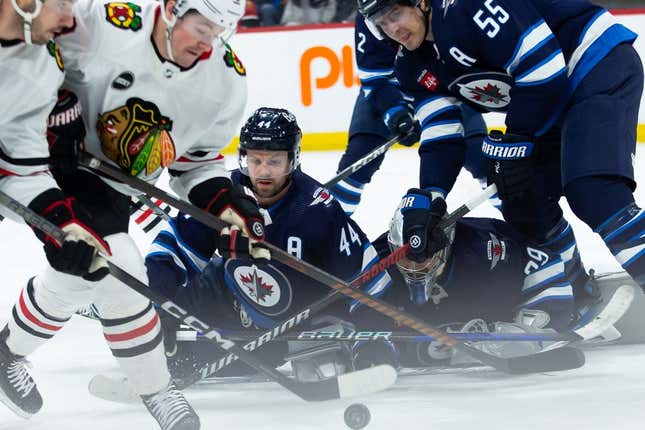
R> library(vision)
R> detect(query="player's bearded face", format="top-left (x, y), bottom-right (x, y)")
top-left (29, 0), bottom-right (75, 44)
top-left (170, 12), bottom-right (225, 67)
top-left (374, 5), bottom-right (427, 50)
top-left (246, 150), bottom-right (292, 198)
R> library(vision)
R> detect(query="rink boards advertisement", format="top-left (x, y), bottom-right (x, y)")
top-left (226, 11), bottom-right (645, 153)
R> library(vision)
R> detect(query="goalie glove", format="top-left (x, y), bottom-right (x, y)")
top-left (482, 130), bottom-right (535, 201)
top-left (47, 89), bottom-right (85, 174)
top-left (29, 189), bottom-right (111, 281)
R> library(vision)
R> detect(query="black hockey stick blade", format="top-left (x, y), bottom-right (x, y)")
top-left (504, 346), bottom-right (585, 374)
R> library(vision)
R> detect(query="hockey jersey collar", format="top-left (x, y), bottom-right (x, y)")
top-left (151, 5), bottom-right (213, 73)
top-left (0, 39), bottom-right (22, 47)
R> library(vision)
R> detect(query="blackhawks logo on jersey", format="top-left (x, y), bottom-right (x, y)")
top-left (223, 44), bottom-right (246, 76)
top-left (105, 2), bottom-right (142, 31)
top-left (97, 97), bottom-right (176, 176)
top-left (47, 40), bottom-right (64, 71)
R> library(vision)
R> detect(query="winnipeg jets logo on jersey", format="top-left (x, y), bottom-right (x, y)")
top-left (97, 97), bottom-right (176, 176)
top-left (310, 187), bottom-right (334, 207)
top-left (486, 233), bottom-right (507, 270)
top-left (224, 261), bottom-right (293, 318)
top-left (448, 72), bottom-right (512, 112)
top-left (104, 2), bottom-right (143, 31)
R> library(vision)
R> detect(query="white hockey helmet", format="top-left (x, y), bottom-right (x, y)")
top-left (388, 206), bottom-right (454, 305)
top-left (172, 0), bottom-right (244, 32)
top-left (161, 0), bottom-right (243, 62)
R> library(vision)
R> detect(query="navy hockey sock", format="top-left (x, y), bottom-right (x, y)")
top-left (595, 202), bottom-right (645, 287)
top-left (539, 218), bottom-right (587, 296)
top-left (564, 175), bottom-right (635, 230)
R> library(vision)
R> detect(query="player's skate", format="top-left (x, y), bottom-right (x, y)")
top-left (0, 326), bottom-right (42, 418)
top-left (141, 382), bottom-right (200, 430)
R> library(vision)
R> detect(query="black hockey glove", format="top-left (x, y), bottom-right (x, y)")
top-left (47, 90), bottom-right (86, 174)
top-left (29, 189), bottom-right (111, 281)
top-left (482, 130), bottom-right (535, 201)
top-left (400, 188), bottom-right (448, 263)
top-left (216, 225), bottom-right (270, 263)
top-left (384, 104), bottom-right (421, 147)
top-left (189, 177), bottom-right (266, 240)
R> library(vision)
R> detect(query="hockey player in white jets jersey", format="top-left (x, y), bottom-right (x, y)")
top-left (0, 0), bottom-right (258, 429)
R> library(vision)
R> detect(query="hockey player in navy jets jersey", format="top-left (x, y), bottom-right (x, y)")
top-left (355, 206), bottom-right (629, 367)
top-left (356, 0), bottom-right (639, 296)
top-left (330, 13), bottom-right (493, 216)
top-left (145, 108), bottom-right (391, 383)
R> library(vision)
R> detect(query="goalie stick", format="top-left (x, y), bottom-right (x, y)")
top-left (175, 277), bottom-right (632, 345)
top-left (78, 154), bottom-right (586, 375)
top-left (0, 190), bottom-right (396, 402)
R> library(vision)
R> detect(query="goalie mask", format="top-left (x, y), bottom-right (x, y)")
top-left (238, 107), bottom-right (302, 179)
top-left (388, 207), bottom-right (454, 305)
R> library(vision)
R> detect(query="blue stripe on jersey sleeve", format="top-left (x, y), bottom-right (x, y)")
top-left (504, 20), bottom-right (555, 74)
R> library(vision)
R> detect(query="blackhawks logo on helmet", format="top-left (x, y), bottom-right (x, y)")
top-left (97, 97), bottom-right (176, 176)
top-left (223, 44), bottom-right (246, 76)
top-left (47, 40), bottom-right (64, 71)
top-left (105, 2), bottom-right (143, 31)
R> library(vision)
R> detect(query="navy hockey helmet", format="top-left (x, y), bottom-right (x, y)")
top-left (388, 207), bottom-right (455, 305)
top-left (238, 107), bottom-right (302, 176)
top-left (357, 0), bottom-right (422, 21)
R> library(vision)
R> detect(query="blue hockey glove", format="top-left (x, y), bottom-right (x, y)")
top-left (384, 104), bottom-right (421, 147)
top-left (482, 130), bottom-right (535, 201)
top-left (400, 188), bottom-right (448, 263)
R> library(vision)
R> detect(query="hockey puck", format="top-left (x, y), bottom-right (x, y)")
top-left (344, 403), bottom-right (371, 429)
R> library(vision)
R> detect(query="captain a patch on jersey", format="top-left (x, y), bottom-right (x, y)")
top-left (448, 72), bottom-right (512, 112)
top-left (224, 260), bottom-right (292, 327)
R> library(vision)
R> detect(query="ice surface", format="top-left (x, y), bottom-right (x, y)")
top-left (1, 148), bottom-right (644, 429)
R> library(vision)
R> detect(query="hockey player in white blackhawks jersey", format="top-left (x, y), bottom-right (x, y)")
top-left (0, 0), bottom-right (257, 429)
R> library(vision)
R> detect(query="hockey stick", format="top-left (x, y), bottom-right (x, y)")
top-left (322, 134), bottom-right (401, 189)
top-left (91, 184), bottom-right (492, 390)
top-left (178, 277), bottom-right (634, 345)
top-left (78, 154), bottom-right (585, 375)
top-left (0, 190), bottom-right (396, 402)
